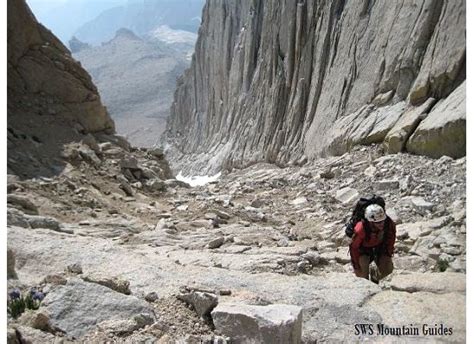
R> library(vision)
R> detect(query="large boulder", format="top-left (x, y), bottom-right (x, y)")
top-left (384, 98), bottom-right (436, 153)
top-left (41, 278), bottom-right (155, 338)
top-left (211, 303), bottom-right (303, 344)
top-left (406, 82), bottom-right (465, 158)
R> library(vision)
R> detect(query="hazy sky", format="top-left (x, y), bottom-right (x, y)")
top-left (26, 0), bottom-right (128, 43)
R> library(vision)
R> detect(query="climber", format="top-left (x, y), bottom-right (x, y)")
top-left (349, 204), bottom-right (396, 283)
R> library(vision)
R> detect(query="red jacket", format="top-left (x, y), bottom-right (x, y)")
top-left (349, 218), bottom-right (396, 269)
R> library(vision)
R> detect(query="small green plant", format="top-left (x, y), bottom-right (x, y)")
top-left (7, 289), bottom-right (44, 319)
top-left (436, 258), bottom-right (450, 272)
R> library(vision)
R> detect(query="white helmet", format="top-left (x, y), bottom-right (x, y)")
top-left (365, 204), bottom-right (386, 222)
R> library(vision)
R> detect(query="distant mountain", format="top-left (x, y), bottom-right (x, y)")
top-left (74, 0), bottom-right (205, 46)
top-left (26, 0), bottom-right (126, 44)
top-left (73, 28), bottom-right (189, 147)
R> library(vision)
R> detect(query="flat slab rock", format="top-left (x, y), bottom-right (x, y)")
top-left (211, 303), bottom-right (303, 344)
top-left (384, 272), bottom-right (465, 294)
top-left (365, 290), bottom-right (465, 343)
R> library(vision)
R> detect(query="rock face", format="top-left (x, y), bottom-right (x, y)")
top-left (164, 0), bottom-right (465, 174)
top-left (8, 0), bottom-right (115, 178)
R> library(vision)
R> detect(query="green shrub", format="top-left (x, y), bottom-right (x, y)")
top-left (436, 258), bottom-right (450, 272)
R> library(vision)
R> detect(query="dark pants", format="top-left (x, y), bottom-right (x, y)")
top-left (354, 255), bottom-right (393, 280)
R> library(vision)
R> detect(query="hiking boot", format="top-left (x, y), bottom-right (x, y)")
top-left (369, 265), bottom-right (379, 284)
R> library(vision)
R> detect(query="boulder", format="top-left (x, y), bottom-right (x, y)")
top-left (334, 187), bottom-right (360, 206)
top-left (145, 292), bottom-right (159, 302)
top-left (177, 291), bottom-right (218, 318)
top-left (208, 237), bottom-right (225, 249)
top-left (24, 215), bottom-right (62, 231)
top-left (7, 208), bottom-right (30, 228)
top-left (41, 278), bottom-right (155, 338)
top-left (407, 82), bottom-right (465, 158)
top-left (120, 156), bottom-right (139, 169)
top-left (384, 98), bottom-right (436, 153)
top-left (374, 179), bottom-right (400, 190)
top-left (290, 197), bottom-right (308, 206)
top-left (7, 195), bottom-right (38, 215)
top-left (78, 146), bottom-right (101, 166)
top-left (145, 179), bottom-right (167, 192)
top-left (211, 303), bottom-right (303, 344)
top-left (372, 90), bottom-right (394, 107)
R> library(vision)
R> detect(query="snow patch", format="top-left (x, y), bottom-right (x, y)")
top-left (176, 171), bottom-right (221, 187)
top-left (149, 25), bottom-right (197, 45)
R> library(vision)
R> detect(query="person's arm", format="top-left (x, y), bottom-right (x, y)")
top-left (349, 222), bottom-right (365, 269)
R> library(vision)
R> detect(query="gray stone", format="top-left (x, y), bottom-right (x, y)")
top-left (290, 197), bottom-right (308, 206)
top-left (410, 196), bottom-right (435, 212)
top-left (120, 156), bottom-right (139, 169)
top-left (178, 291), bottom-right (218, 318)
top-left (66, 263), bottom-right (83, 275)
top-left (211, 303), bottom-right (303, 344)
top-left (301, 251), bottom-right (321, 266)
top-left (149, 147), bottom-right (164, 159)
top-left (145, 178), bottom-right (167, 192)
top-left (82, 274), bottom-right (131, 295)
top-left (145, 292), bottom-right (159, 302)
top-left (11, 325), bottom-right (57, 343)
top-left (120, 181), bottom-right (134, 197)
top-left (42, 278), bottom-right (155, 338)
top-left (384, 98), bottom-right (436, 153)
top-left (334, 187), bottom-right (360, 206)
top-left (78, 146), bottom-right (101, 166)
top-left (81, 134), bottom-right (101, 154)
top-left (7, 195), bottom-right (38, 215)
top-left (7, 207), bottom-right (30, 228)
top-left (375, 179), bottom-right (400, 190)
top-left (372, 90), bottom-right (394, 107)
top-left (25, 215), bottom-right (62, 231)
top-left (7, 328), bottom-right (19, 344)
top-left (208, 236), bottom-right (225, 249)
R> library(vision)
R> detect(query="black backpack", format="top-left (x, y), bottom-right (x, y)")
top-left (344, 195), bottom-right (386, 237)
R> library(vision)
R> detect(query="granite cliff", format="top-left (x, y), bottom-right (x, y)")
top-left (164, 0), bottom-right (465, 174)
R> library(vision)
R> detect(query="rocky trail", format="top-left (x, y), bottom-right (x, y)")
top-left (7, 137), bottom-right (466, 343)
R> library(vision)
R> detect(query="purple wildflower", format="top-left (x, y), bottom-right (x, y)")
top-left (8, 289), bottom-right (21, 300)
top-left (32, 291), bottom-right (45, 301)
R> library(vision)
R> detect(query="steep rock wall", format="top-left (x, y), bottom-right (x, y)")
top-left (164, 0), bottom-right (465, 174)
top-left (8, 0), bottom-right (115, 177)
